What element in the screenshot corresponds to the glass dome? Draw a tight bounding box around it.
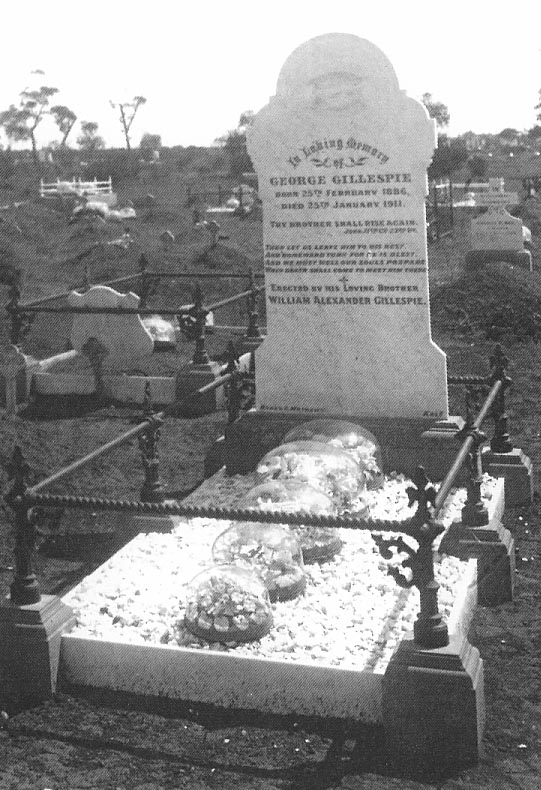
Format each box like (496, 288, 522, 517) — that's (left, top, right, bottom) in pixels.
(256, 439, 364, 506)
(283, 419, 384, 489)
(183, 564, 273, 643)
(212, 522, 306, 602)
(240, 480, 343, 564)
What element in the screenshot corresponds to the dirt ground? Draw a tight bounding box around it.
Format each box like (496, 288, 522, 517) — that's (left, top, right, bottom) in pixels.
(0, 170, 540, 788)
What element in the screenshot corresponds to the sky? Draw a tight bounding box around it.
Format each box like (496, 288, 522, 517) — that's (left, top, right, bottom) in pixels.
(1, 0, 541, 150)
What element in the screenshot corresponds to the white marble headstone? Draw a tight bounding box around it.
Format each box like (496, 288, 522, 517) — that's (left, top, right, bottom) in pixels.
(470, 207, 524, 251)
(247, 33, 448, 420)
(68, 285, 154, 366)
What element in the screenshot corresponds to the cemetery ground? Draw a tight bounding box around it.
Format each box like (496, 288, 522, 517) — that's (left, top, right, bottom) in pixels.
(0, 167, 540, 788)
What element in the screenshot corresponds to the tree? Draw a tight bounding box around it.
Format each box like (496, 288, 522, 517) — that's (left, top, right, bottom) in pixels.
(110, 96, 146, 151)
(140, 132, 161, 151)
(422, 93, 450, 129)
(498, 127, 520, 140)
(466, 154, 488, 182)
(526, 125, 541, 141)
(216, 111, 255, 178)
(50, 105, 77, 147)
(0, 85, 58, 168)
(76, 121, 105, 152)
(428, 134, 468, 181)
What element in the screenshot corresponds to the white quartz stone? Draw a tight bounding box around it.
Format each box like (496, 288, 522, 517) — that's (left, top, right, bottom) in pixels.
(247, 33, 448, 420)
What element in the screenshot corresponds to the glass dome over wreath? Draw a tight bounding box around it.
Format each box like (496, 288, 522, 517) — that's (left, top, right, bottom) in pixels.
(240, 479, 343, 564)
(283, 419, 384, 489)
(183, 564, 273, 643)
(256, 439, 364, 507)
(212, 522, 306, 602)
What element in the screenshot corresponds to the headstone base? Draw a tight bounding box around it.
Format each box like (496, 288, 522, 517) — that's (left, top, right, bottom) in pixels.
(218, 409, 465, 481)
(174, 360, 224, 416)
(0, 595, 76, 708)
(438, 489, 514, 606)
(465, 249, 532, 271)
(382, 634, 484, 778)
(482, 447, 533, 506)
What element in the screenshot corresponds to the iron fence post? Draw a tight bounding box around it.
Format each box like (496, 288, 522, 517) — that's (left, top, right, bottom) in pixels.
(461, 427, 489, 526)
(191, 282, 210, 365)
(409, 468, 449, 649)
(224, 341, 241, 423)
(138, 253, 150, 310)
(489, 344, 513, 453)
(372, 467, 449, 649)
(138, 382, 165, 503)
(245, 268, 262, 341)
(6, 277, 33, 349)
(5, 446, 41, 605)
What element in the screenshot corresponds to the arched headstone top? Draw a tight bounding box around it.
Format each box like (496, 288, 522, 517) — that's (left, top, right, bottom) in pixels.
(68, 285, 154, 365)
(250, 33, 435, 166)
(276, 33, 400, 105)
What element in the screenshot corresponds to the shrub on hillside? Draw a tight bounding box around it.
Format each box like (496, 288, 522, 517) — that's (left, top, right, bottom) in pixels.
(176, 146, 226, 173)
(84, 150, 141, 184)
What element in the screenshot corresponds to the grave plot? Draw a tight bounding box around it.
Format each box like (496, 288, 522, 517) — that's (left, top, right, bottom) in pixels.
(3, 265, 263, 415)
(59, 469, 501, 723)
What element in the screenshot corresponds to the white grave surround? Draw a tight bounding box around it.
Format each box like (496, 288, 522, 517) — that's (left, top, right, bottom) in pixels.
(247, 33, 448, 421)
(58, 476, 504, 722)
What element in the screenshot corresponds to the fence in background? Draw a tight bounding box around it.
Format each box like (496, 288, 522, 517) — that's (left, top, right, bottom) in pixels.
(186, 183, 254, 210)
(40, 177, 113, 199)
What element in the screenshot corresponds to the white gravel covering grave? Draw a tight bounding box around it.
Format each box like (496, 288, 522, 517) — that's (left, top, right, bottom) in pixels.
(63, 471, 498, 675)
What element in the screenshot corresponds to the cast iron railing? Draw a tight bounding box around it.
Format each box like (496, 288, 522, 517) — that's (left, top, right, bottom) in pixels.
(3, 345, 514, 650)
(5, 255, 265, 366)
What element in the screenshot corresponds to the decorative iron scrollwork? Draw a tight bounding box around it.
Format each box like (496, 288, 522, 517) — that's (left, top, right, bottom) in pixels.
(371, 533, 416, 588)
(177, 309, 199, 341)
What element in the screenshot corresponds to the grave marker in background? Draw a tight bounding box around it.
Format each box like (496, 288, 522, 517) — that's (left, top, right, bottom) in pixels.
(247, 33, 447, 420)
(466, 179, 531, 270)
(68, 285, 154, 366)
